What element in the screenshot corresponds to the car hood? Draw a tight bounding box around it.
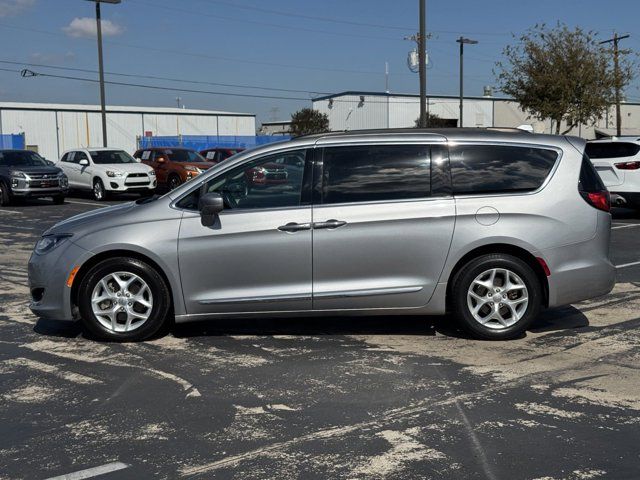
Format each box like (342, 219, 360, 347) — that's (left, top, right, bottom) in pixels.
(95, 163, 154, 174)
(43, 195, 182, 241)
(45, 202, 137, 236)
(7, 165, 63, 176)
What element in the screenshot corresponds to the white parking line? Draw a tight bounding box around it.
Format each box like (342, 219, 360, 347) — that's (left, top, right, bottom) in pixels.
(65, 200, 106, 207)
(45, 462, 129, 480)
(616, 260, 640, 269)
(0, 209, 20, 215)
(612, 224, 640, 230)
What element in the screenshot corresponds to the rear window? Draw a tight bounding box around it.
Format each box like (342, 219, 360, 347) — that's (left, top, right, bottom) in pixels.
(449, 145, 558, 195)
(579, 153, 606, 192)
(321, 145, 430, 204)
(585, 142, 640, 159)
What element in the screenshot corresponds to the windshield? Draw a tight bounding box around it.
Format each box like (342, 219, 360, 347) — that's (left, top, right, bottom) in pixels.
(0, 150, 48, 167)
(164, 149, 206, 163)
(90, 150, 138, 164)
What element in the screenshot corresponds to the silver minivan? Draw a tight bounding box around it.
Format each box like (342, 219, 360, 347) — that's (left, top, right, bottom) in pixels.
(28, 129, 615, 341)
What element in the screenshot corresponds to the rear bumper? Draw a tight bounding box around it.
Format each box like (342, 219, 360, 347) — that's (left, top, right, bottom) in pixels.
(610, 191, 640, 207)
(543, 213, 615, 307)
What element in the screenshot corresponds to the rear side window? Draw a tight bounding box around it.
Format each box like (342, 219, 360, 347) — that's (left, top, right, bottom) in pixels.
(321, 145, 430, 204)
(449, 145, 558, 195)
(585, 142, 640, 159)
(579, 153, 606, 192)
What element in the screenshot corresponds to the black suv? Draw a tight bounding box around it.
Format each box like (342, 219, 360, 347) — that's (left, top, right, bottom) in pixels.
(0, 150, 69, 206)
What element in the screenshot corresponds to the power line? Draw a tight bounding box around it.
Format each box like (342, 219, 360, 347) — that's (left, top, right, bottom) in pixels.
(3, 66, 483, 105)
(194, 0, 413, 31)
(0, 21, 413, 76)
(0, 60, 332, 95)
(129, 0, 404, 42)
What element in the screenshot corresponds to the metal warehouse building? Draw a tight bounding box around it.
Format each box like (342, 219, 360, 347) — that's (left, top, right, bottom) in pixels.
(0, 102, 256, 161)
(313, 91, 640, 139)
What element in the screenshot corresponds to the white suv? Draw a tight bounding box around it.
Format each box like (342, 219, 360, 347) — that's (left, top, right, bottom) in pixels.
(57, 148, 156, 201)
(586, 137, 640, 210)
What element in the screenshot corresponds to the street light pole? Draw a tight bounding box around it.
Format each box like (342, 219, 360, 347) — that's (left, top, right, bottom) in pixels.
(418, 0, 427, 128)
(456, 36, 478, 128)
(87, 0, 121, 147)
(95, 1, 108, 147)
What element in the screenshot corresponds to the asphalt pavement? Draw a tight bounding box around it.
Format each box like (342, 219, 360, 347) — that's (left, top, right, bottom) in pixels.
(1, 195, 639, 479)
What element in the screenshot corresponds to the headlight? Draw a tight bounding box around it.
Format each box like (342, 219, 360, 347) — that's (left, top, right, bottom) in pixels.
(184, 165, 201, 173)
(34, 234, 72, 255)
(148, 170, 156, 176)
(10, 171, 27, 179)
(106, 170, 124, 177)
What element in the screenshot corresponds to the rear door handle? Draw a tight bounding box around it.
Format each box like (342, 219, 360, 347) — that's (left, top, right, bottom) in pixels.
(278, 222, 312, 233)
(313, 219, 347, 230)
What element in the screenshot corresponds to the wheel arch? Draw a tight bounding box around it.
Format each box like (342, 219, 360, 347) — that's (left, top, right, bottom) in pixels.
(71, 249, 179, 317)
(445, 243, 549, 310)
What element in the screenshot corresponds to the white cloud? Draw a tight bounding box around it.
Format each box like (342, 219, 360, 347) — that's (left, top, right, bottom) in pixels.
(63, 17, 124, 38)
(0, 0, 36, 17)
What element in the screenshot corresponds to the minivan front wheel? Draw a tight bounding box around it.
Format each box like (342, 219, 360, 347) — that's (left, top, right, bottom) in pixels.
(78, 257, 171, 341)
(451, 254, 542, 340)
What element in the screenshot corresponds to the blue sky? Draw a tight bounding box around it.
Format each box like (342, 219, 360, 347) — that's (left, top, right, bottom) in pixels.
(0, 0, 639, 124)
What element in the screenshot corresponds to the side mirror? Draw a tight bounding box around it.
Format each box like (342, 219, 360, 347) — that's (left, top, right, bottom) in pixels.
(44, 159, 54, 166)
(199, 192, 224, 227)
(79, 159, 89, 166)
(156, 156, 167, 164)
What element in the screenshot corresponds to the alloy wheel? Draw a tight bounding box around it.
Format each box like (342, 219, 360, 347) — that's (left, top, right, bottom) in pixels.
(466, 268, 529, 329)
(91, 271, 153, 333)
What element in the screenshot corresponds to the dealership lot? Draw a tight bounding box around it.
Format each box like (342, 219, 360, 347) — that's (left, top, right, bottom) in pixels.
(1, 197, 640, 479)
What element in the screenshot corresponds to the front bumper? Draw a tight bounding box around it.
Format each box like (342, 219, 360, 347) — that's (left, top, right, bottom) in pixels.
(105, 176, 156, 192)
(28, 240, 94, 321)
(11, 176, 69, 198)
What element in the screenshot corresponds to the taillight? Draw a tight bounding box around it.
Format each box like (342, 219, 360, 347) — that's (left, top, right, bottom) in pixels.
(580, 190, 610, 212)
(614, 161, 640, 170)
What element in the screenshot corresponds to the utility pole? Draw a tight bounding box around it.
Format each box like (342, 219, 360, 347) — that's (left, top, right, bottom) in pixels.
(418, 0, 427, 128)
(600, 33, 630, 137)
(456, 37, 478, 128)
(87, 0, 121, 148)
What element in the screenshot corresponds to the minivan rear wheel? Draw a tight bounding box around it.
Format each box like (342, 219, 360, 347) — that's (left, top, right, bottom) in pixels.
(451, 254, 541, 340)
(78, 257, 171, 341)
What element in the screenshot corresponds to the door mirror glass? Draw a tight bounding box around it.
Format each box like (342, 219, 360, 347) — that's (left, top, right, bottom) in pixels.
(199, 192, 224, 226)
(79, 158, 89, 166)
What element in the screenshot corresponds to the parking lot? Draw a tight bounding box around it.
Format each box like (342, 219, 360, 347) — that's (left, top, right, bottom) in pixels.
(1, 195, 639, 479)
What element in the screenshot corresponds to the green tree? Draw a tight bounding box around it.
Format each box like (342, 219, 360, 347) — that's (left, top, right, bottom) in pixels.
(414, 112, 453, 128)
(495, 23, 633, 134)
(290, 108, 330, 137)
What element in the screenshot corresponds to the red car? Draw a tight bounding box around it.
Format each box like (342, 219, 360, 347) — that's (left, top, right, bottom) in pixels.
(200, 148, 245, 165)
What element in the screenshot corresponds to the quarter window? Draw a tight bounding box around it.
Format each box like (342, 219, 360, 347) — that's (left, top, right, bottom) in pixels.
(449, 145, 558, 195)
(321, 145, 431, 204)
(176, 150, 309, 211)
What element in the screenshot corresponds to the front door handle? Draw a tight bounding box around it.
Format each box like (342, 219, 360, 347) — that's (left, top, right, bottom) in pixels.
(313, 219, 347, 230)
(278, 222, 312, 233)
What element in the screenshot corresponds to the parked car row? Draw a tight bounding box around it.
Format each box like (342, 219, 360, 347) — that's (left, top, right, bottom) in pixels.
(0, 146, 245, 205)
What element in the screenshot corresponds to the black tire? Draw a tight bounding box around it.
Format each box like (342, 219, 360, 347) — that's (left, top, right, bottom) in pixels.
(168, 174, 181, 190)
(0, 180, 11, 206)
(52, 194, 65, 205)
(93, 178, 107, 201)
(78, 257, 171, 341)
(451, 253, 542, 340)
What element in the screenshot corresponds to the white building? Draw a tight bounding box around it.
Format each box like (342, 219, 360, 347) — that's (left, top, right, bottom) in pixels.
(312, 91, 640, 139)
(0, 102, 255, 161)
